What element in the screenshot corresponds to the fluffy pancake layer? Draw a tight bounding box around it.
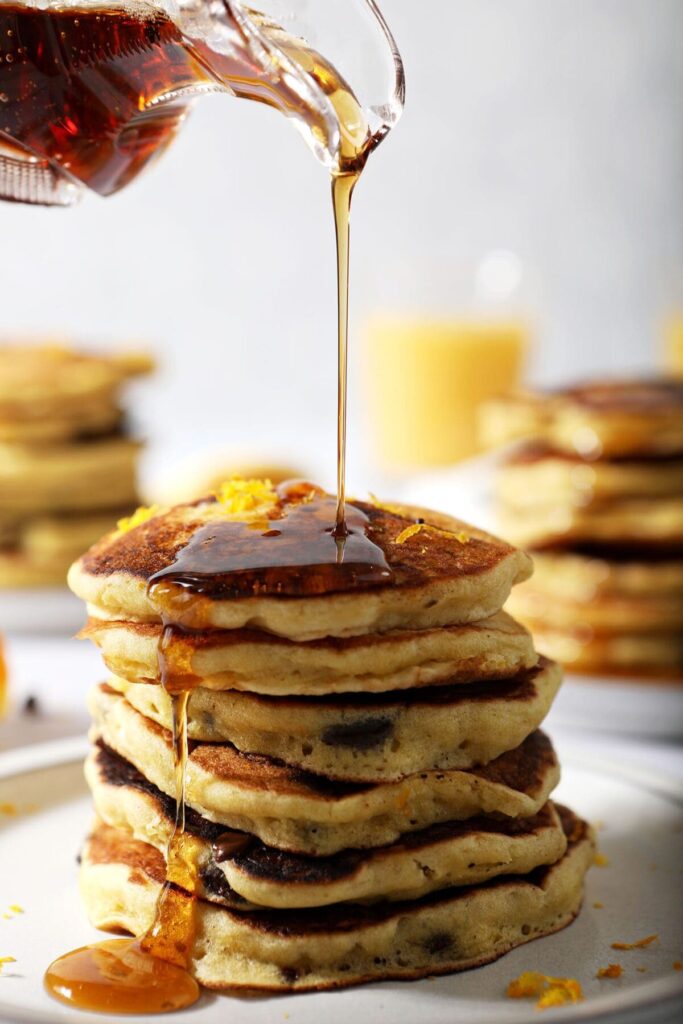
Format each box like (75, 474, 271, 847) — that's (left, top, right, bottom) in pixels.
(526, 548, 683, 600)
(79, 806, 593, 991)
(80, 610, 536, 696)
(508, 585, 683, 635)
(498, 494, 683, 549)
(69, 494, 532, 640)
(89, 684, 560, 856)
(481, 378, 683, 458)
(525, 623, 683, 677)
(87, 743, 568, 909)
(0, 436, 140, 514)
(0, 344, 152, 443)
(499, 443, 683, 504)
(105, 657, 561, 782)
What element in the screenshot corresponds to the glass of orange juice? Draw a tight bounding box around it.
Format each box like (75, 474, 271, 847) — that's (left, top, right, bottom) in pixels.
(361, 252, 531, 472)
(664, 313, 683, 377)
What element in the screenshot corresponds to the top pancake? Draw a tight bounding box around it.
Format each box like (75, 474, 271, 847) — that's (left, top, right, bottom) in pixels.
(481, 378, 683, 458)
(69, 482, 532, 640)
(0, 343, 153, 443)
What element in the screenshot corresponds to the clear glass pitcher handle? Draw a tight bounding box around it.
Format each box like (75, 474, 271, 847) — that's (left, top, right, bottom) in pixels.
(224, 0, 405, 161)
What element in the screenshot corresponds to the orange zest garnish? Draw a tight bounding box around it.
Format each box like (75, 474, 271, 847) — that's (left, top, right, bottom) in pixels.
(597, 964, 622, 979)
(394, 522, 468, 546)
(507, 972, 583, 1010)
(0, 956, 16, 973)
(116, 504, 160, 535)
(594, 851, 610, 867)
(213, 477, 278, 517)
(593, 901, 604, 909)
(611, 935, 658, 951)
(0, 803, 17, 816)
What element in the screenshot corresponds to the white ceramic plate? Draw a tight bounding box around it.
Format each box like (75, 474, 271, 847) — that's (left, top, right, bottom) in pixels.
(0, 736, 682, 1024)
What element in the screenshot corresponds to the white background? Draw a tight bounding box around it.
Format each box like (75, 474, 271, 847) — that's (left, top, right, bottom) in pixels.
(0, 0, 682, 492)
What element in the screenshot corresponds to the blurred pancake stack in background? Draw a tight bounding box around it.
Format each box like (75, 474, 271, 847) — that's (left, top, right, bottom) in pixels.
(0, 343, 153, 590)
(67, 479, 593, 991)
(482, 379, 683, 679)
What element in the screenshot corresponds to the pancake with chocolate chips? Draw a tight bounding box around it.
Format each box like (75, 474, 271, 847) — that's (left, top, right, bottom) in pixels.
(79, 609, 537, 696)
(88, 684, 560, 856)
(481, 378, 683, 458)
(105, 657, 561, 782)
(79, 806, 593, 991)
(68, 481, 532, 640)
(86, 742, 568, 909)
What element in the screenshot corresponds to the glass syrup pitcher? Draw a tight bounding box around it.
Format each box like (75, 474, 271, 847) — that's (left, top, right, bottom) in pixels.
(0, 0, 404, 205)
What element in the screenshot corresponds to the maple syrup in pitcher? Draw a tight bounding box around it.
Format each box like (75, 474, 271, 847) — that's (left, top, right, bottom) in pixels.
(40, 2, 402, 1014)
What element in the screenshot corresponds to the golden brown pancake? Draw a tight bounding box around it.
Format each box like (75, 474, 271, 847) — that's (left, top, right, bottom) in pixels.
(81, 609, 537, 696)
(69, 484, 532, 639)
(87, 742, 568, 909)
(523, 547, 683, 600)
(106, 657, 561, 782)
(79, 806, 593, 991)
(523, 621, 683, 678)
(498, 493, 683, 549)
(481, 378, 683, 458)
(89, 683, 560, 855)
(0, 343, 153, 443)
(498, 442, 683, 504)
(508, 584, 683, 634)
(0, 436, 140, 514)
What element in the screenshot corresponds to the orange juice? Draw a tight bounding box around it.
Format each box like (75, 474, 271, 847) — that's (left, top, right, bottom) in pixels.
(363, 317, 528, 469)
(0, 634, 7, 718)
(664, 314, 683, 377)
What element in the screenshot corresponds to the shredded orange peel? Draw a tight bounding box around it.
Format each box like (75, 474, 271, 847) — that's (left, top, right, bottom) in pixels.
(597, 964, 622, 979)
(594, 851, 609, 867)
(0, 956, 16, 974)
(507, 971, 583, 1010)
(116, 504, 160, 535)
(213, 477, 278, 518)
(611, 934, 658, 951)
(394, 521, 469, 546)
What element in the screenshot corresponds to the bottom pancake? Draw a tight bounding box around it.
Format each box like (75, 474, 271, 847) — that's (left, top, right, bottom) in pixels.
(80, 806, 593, 992)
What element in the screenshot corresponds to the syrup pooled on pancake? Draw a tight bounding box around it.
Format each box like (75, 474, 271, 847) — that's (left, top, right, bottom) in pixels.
(148, 481, 393, 605)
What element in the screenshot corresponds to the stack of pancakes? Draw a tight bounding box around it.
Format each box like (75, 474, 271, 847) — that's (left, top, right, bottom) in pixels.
(0, 344, 152, 588)
(68, 482, 593, 992)
(482, 378, 683, 678)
